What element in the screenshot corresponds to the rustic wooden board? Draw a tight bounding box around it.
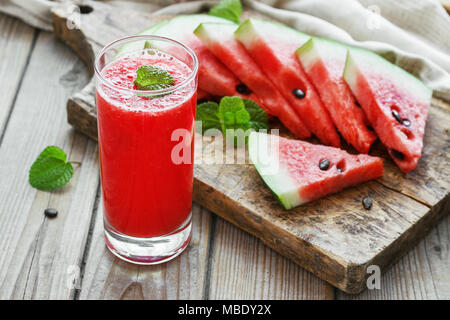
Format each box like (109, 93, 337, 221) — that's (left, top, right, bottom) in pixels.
(338, 214, 450, 299)
(208, 218, 334, 299)
(51, 1, 450, 293)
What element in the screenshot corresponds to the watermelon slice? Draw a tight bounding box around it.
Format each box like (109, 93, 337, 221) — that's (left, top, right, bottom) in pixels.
(296, 38, 377, 153)
(197, 88, 210, 100)
(343, 49, 432, 173)
(121, 15, 260, 102)
(249, 132, 384, 209)
(235, 18, 340, 147)
(194, 22, 311, 138)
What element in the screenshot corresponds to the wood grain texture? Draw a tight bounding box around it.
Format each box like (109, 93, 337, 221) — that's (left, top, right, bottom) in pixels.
(338, 214, 450, 299)
(79, 201, 212, 299)
(0, 31, 99, 299)
(0, 14, 35, 140)
(207, 218, 334, 299)
(51, 0, 450, 293)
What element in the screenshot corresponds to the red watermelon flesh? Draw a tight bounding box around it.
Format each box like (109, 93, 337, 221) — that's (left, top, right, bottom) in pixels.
(194, 22, 311, 139)
(296, 38, 377, 153)
(149, 15, 260, 102)
(197, 88, 210, 100)
(235, 18, 340, 147)
(343, 49, 432, 173)
(248, 132, 384, 210)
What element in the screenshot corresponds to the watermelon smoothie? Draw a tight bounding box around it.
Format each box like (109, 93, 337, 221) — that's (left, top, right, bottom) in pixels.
(94, 36, 198, 264)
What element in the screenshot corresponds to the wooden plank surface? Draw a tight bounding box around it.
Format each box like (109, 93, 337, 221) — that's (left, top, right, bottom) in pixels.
(207, 218, 334, 299)
(50, 0, 450, 293)
(79, 201, 212, 299)
(0, 11, 448, 301)
(0, 29, 100, 299)
(0, 14, 35, 141)
(338, 214, 450, 299)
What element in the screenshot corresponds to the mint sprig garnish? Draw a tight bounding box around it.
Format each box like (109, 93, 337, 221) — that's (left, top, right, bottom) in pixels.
(29, 146, 75, 190)
(134, 65, 174, 91)
(209, 0, 243, 24)
(196, 96, 269, 145)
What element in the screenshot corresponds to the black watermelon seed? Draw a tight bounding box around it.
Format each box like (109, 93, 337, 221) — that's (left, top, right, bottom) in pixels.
(391, 149, 405, 161)
(236, 83, 251, 95)
(44, 208, 58, 218)
(292, 88, 305, 99)
(392, 110, 402, 124)
(362, 196, 373, 210)
(337, 168, 343, 173)
(402, 119, 411, 127)
(319, 159, 330, 171)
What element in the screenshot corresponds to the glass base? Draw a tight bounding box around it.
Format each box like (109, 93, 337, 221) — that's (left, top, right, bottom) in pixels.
(104, 213, 192, 265)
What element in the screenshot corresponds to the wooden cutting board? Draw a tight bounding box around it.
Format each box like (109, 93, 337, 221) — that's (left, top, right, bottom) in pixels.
(51, 1, 449, 294)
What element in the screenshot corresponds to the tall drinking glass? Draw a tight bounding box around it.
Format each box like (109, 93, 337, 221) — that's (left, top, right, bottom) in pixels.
(94, 35, 198, 264)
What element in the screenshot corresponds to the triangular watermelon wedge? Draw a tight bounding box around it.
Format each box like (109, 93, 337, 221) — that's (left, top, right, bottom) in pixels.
(248, 132, 384, 210)
(296, 38, 377, 153)
(343, 49, 432, 173)
(126, 15, 261, 102)
(235, 18, 340, 147)
(194, 22, 311, 139)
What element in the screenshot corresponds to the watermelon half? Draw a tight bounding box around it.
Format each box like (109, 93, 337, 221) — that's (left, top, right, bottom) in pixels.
(120, 15, 261, 102)
(235, 18, 340, 147)
(296, 38, 377, 153)
(194, 22, 311, 139)
(343, 49, 432, 173)
(248, 132, 384, 210)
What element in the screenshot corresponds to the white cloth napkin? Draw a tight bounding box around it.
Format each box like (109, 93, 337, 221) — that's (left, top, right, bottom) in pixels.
(2, 0, 449, 101)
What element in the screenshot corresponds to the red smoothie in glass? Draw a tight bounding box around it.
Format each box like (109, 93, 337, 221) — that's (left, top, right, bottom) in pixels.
(97, 50, 196, 238)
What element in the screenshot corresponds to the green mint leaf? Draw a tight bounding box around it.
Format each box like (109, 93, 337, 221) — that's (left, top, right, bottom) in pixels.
(143, 41, 152, 49)
(29, 146, 74, 191)
(134, 65, 174, 91)
(209, 0, 243, 24)
(218, 96, 251, 147)
(195, 96, 269, 147)
(218, 96, 250, 132)
(243, 99, 269, 130)
(196, 101, 221, 134)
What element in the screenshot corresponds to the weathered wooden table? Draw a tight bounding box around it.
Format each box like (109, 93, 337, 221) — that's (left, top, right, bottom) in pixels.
(0, 13, 448, 300)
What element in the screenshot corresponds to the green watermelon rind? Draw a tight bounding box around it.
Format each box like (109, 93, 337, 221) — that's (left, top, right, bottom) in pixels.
(301, 38, 432, 104)
(115, 20, 169, 57)
(296, 37, 351, 71)
(193, 22, 237, 47)
(248, 132, 303, 210)
(116, 15, 233, 57)
(149, 14, 233, 38)
(343, 48, 432, 103)
(234, 18, 310, 48)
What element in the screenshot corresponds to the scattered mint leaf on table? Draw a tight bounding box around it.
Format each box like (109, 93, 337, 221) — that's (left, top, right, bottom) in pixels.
(134, 65, 174, 91)
(196, 96, 269, 146)
(209, 0, 243, 24)
(29, 146, 74, 191)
